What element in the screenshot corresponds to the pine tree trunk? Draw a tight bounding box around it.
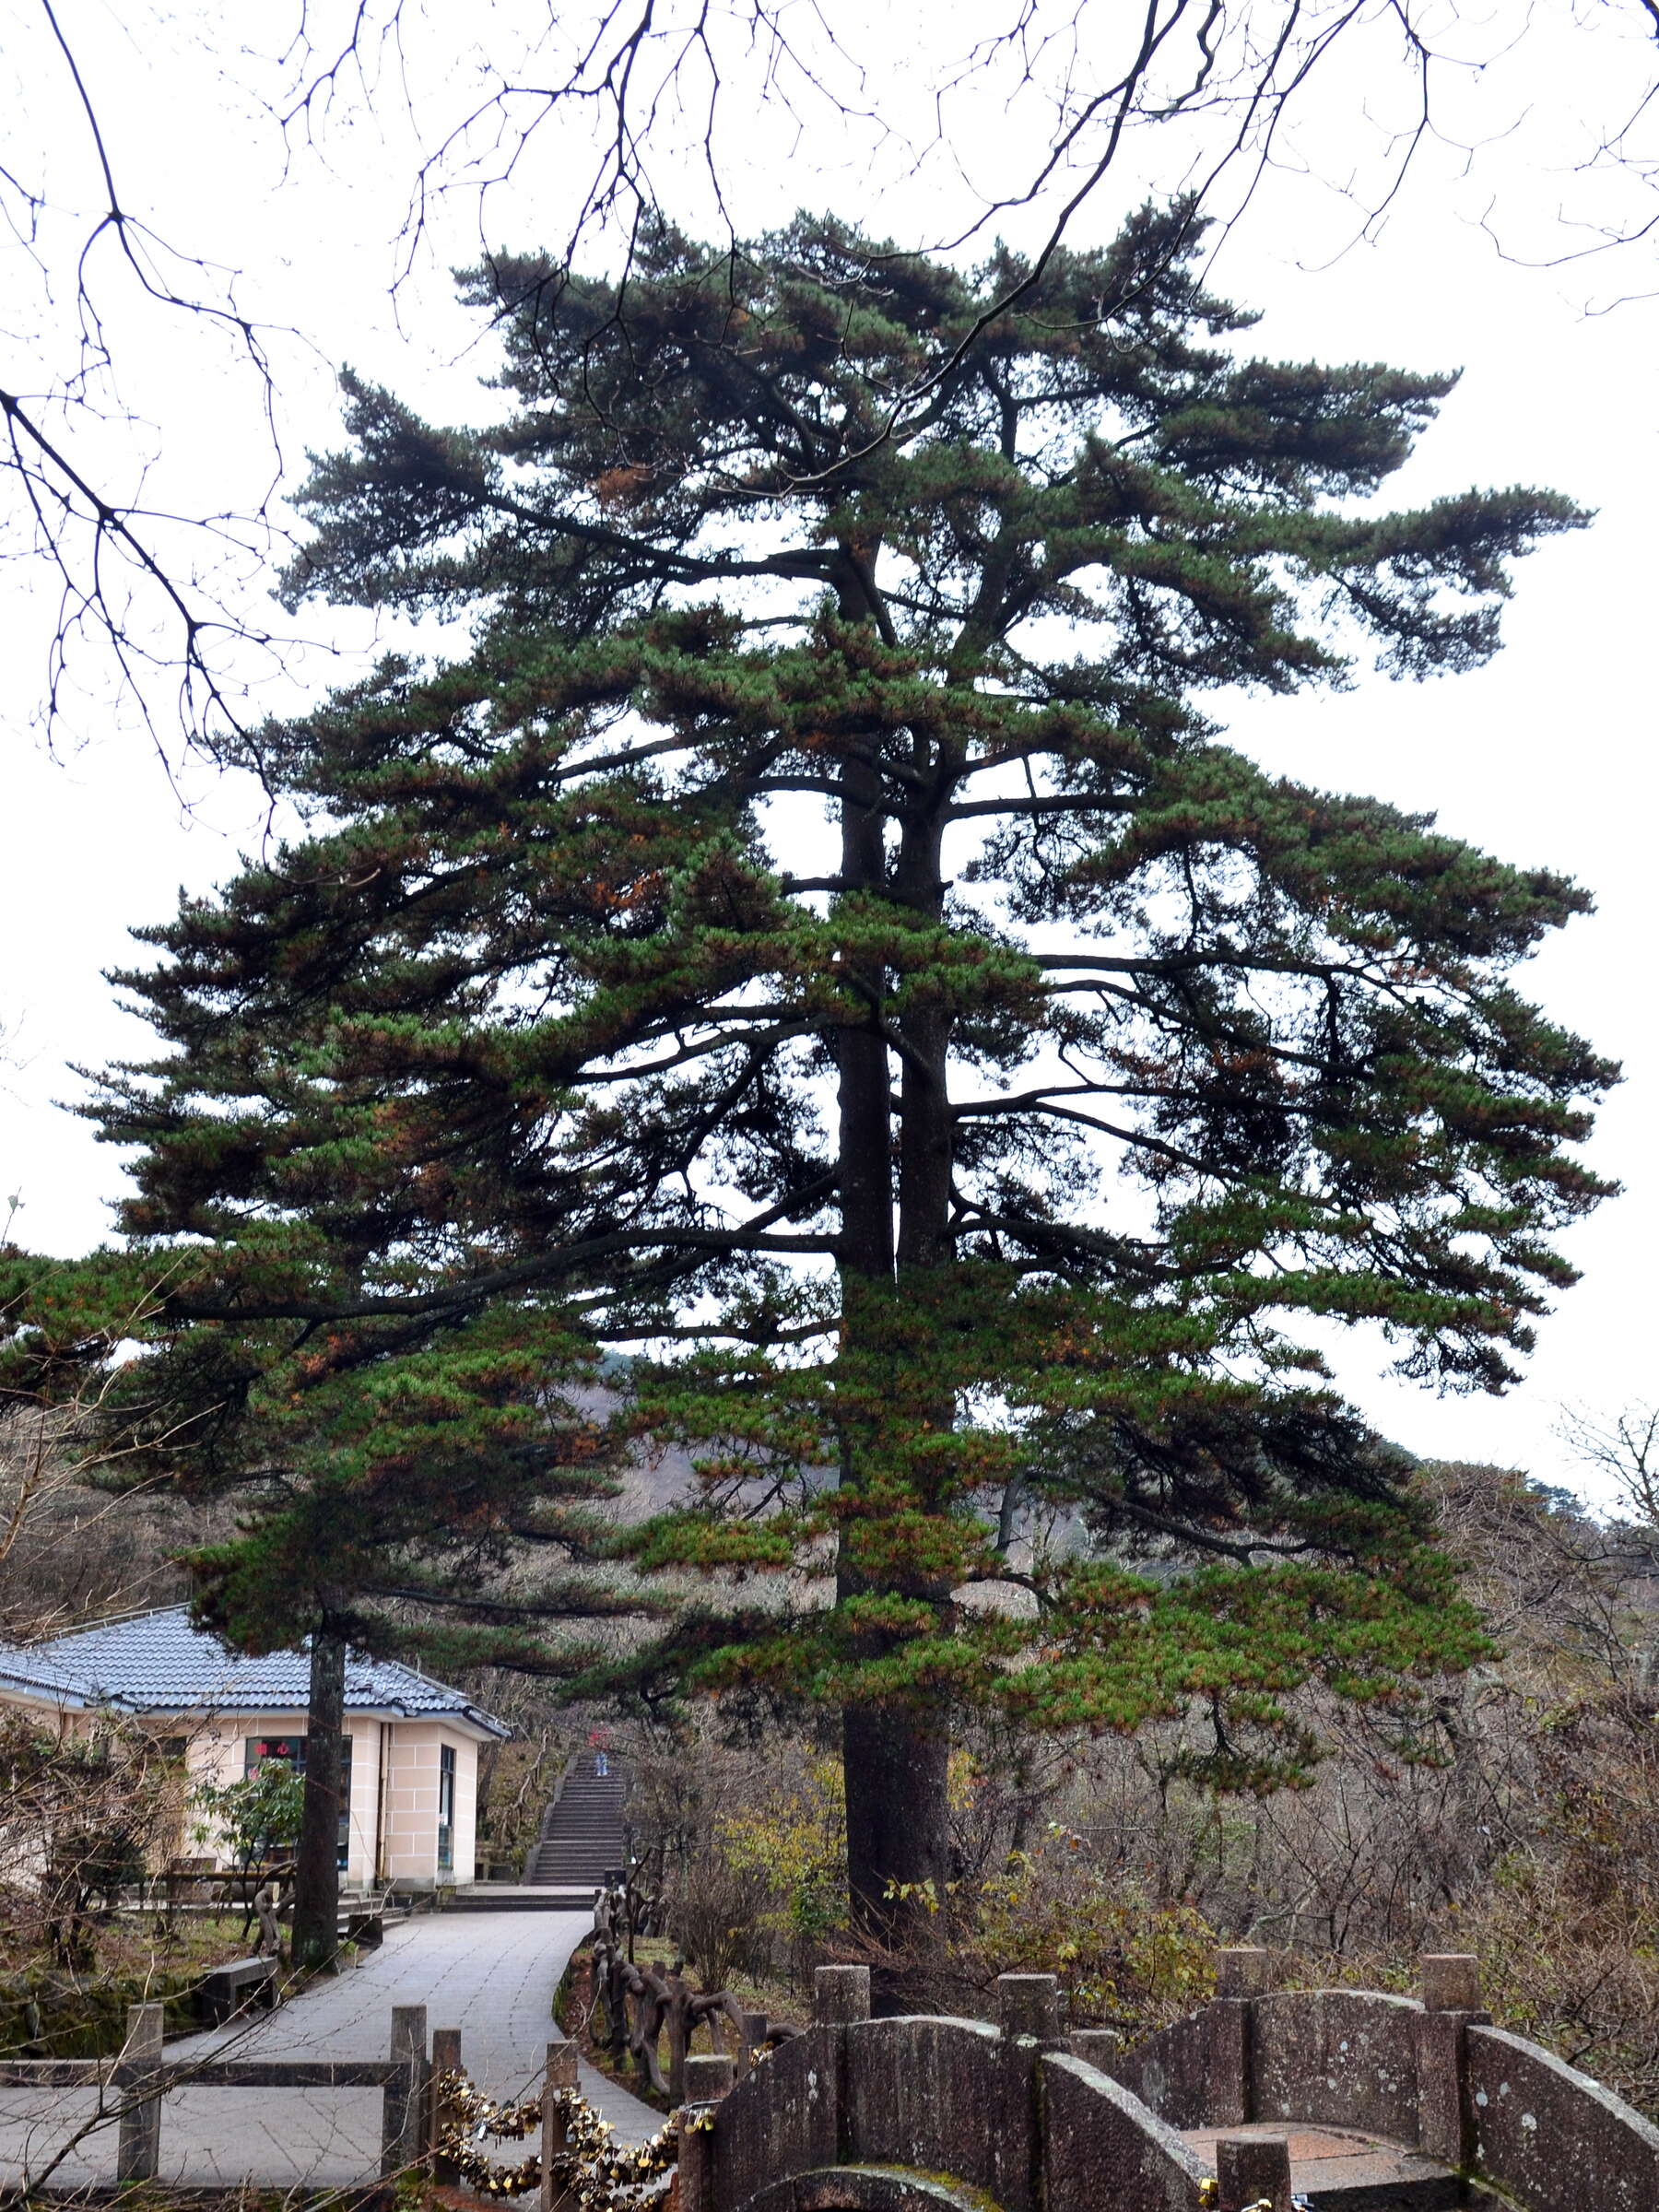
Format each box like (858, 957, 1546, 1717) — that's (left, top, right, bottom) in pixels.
(290, 1625, 346, 1971)
(833, 724, 954, 2012)
(867, 808, 957, 2011)
(842, 1706, 951, 2013)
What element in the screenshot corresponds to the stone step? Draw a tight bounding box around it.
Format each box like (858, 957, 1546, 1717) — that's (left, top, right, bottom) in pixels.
(451, 1885, 599, 1912)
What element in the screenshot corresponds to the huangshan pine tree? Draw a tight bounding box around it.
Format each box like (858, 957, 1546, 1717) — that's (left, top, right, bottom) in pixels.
(5, 205, 1615, 2001)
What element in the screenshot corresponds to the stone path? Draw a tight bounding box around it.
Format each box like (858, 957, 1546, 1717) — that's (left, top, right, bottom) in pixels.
(1184, 2118, 1460, 2205)
(0, 1909, 663, 2192)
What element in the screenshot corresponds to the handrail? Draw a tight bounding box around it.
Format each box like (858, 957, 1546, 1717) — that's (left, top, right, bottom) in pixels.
(0, 1999, 433, 2188)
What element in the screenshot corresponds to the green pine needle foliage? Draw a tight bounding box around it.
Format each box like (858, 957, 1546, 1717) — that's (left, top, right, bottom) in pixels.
(2, 203, 1614, 1798)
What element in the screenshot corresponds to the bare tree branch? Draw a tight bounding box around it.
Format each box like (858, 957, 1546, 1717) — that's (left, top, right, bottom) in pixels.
(4, 0, 1657, 758)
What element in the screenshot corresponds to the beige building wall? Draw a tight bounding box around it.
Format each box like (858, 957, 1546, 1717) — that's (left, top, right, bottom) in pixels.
(381, 1721, 477, 1887)
(182, 1710, 389, 1888)
(0, 1690, 488, 1890)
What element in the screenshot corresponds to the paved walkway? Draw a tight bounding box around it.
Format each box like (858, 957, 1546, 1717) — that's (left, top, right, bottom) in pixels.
(0, 1909, 663, 2192)
(1184, 2118, 1456, 2201)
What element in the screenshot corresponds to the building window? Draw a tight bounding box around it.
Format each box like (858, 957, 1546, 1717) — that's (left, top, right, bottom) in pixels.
(245, 1735, 306, 1773)
(437, 1744, 456, 1874)
(243, 1735, 354, 1867)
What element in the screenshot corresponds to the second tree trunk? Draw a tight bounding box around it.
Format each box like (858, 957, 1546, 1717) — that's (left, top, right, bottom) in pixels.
(289, 1624, 347, 1971)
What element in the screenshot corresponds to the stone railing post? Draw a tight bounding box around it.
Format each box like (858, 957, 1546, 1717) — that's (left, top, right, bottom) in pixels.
(677, 2052, 733, 2212)
(684, 2053, 735, 2101)
(738, 2010, 767, 2075)
(429, 2026, 462, 2182)
(813, 1965, 871, 2025)
(1217, 2131, 1292, 2212)
(380, 2003, 429, 2178)
(998, 1972, 1064, 2044)
(1415, 1953, 1488, 2168)
(813, 1963, 869, 2171)
(539, 2040, 579, 2212)
(677, 2100, 717, 2212)
(1210, 1947, 1268, 2127)
(998, 1971, 1064, 2212)
(115, 2000, 165, 2183)
(1067, 2027, 1121, 2074)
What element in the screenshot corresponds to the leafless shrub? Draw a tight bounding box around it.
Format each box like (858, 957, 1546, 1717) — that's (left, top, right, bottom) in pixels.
(0, 1709, 182, 1972)
(667, 1844, 775, 1991)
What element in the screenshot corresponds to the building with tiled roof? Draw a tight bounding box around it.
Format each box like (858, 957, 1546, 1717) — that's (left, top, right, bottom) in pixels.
(0, 1607, 508, 1889)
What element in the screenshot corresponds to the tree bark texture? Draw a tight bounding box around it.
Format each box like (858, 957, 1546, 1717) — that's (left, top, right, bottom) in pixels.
(290, 1624, 346, 1971)
(842, 1704, 952, 2014)
(835, 724, 956, 2011)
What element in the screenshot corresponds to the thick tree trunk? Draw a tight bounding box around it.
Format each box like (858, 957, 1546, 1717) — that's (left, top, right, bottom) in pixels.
(834, 738, 895, 1288)
(842, 1705, 951, 2014)
(289, 1625, 346, 1971)
(859, 803, 960, 2007)
(833, 727, 955, 2011)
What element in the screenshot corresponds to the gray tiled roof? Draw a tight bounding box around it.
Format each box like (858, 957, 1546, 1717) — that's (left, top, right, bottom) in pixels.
(0, 1606, 508, 1737)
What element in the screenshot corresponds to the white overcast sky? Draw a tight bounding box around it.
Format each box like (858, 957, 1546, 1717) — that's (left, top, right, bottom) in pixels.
(2, 0, 1654, 1500)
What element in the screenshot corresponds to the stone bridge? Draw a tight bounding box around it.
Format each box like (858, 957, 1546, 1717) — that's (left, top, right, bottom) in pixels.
(673, 1951, 1659, 2212)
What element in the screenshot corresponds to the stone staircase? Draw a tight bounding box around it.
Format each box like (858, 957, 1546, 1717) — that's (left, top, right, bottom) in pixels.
(524, 1752, 626, 1891)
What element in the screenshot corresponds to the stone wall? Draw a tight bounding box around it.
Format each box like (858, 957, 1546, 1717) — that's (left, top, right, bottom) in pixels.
(688, 1955, 1657, 2212)
(1252, 1989, 1422, 2141)
(1095, 2014, 1218, 2131)
(1467, 2025, 1659, 2212)
(1041, 2053, 1209, 2212)
(1093, 1971, 1426, 2146)
(690, 1969, 1205, 2212)
(709, 2026, 837, 2212)
(844, 2018, 1006, 2198)
(1088, 1948, 1496, 2166)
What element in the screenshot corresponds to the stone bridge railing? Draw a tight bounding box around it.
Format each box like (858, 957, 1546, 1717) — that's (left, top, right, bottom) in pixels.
(1088, 1946, 1659, 2212)
(673, 1953, 1659, 2212)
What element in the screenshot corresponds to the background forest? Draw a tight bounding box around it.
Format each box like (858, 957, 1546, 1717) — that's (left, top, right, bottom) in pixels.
(582, 1452, 1659, 2118)
(3, 1404, 1654, 2114)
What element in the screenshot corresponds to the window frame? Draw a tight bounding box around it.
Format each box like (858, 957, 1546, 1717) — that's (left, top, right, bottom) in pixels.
(242, 1734, 354, 1867)
(437, 1742, 456, 1874)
